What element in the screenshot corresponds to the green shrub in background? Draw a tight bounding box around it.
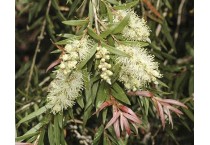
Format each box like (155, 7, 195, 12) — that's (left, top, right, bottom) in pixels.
(15, 0, 194, 145)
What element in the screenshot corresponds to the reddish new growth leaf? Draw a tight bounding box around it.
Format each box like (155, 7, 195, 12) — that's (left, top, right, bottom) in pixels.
(127, 90, 188, 129)
(153, 96, 187, 129)
(46, 58, 62, 72)
(95, 98, 141, 138)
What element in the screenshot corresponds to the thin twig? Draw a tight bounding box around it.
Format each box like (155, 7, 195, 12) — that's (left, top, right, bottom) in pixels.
(155, 8, 168, 37)
(92, 0, 100, 35)
(26, 0, 52, 94)
(174, 0, 186, 42)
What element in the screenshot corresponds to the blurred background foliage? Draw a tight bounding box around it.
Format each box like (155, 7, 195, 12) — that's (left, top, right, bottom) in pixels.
(15, 0, 194, 145)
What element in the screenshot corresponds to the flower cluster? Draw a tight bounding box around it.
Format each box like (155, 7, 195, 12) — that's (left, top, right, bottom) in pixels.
(95, 46, 113, 84)
(47, 71, 83, 114)
(58, 37, 92, 75)
(113, 10, 151, 42)
(116, 44, 162, 91)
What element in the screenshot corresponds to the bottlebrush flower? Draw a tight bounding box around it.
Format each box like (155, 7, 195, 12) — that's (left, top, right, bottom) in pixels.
(116, 44, 162, 91)
(57, 37, 93, 75)
(47, 71, 83, 114)
(113, 10, 151, 42)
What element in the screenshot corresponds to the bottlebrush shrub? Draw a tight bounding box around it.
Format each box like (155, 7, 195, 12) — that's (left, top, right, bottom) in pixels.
(16, 1, 191, 145)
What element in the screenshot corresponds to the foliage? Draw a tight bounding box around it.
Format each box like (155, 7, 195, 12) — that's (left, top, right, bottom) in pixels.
(15, 0, 194, 145)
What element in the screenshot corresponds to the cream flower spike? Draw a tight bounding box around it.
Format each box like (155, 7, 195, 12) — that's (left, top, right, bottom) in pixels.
(58, 37, 92, 75)
(116, 44, 162, 91)
(113, 10, 151, 42)
(47, 71, 83, 114)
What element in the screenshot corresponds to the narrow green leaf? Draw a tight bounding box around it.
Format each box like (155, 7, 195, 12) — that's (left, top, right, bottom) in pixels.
(37, 129, 46, 145)
(143, 97, 149, 116)
(83, 105, 93, 126)
(188, 72, 194, 95)
(25, 123, 43, 135)
(166, 129, 180, 145)
(91, 81, 100, 103)
(117, 139, 126, 145)
(55, 38, 72, 45)
(17, 106, 49, 126)
(15, 62, 31, 79)
(68, 109, 74, 120)
(82, 69, 92, 107)
(164, 0, 172, 9)
(162, 20, 176, 52)
(58, 113, 63, 128)
(88, 0, 94, 27)
(111, 63, 121, 84)
(48, 123, 55, 145)
(26, 135, 38, 143)
(107, 128, 118, 144)
(54, 114, 61, 145)
(77, 45, 97, 69)
(182, 108, 194, 122)
(112, 14, 130, 34)
(113, 0, 139, 10)
(153, 49, 176, 60)
(101, 42, 129, 57)
(156, 79, 169, 88)
(87, 27, 105, 41)
(15, 132, 39, 142)
(100, 24, 116, 38)
(107, 36, 115, 46)
(102, 109, 108, 124)
(62, 20, 89, 26)
(57, 33, 82, 39)
(99, 0, 107, 15)
(180, 119, 191, 132)
(96, 82, 109, 108)
(93, 125, 104, 145)
(68, 0, 81, 16)
(111, 83, 131, 105)
(76, 96, 84, 108)
(51, 0, 66, 20)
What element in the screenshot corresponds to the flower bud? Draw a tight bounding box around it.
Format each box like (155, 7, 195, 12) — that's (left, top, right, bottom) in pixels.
(101, 58, 106, 62)
(102, 67, 107, 71)
(107, 70, 113, 76)
(60, 63, 65, 69)
(62, 54, 69, 61)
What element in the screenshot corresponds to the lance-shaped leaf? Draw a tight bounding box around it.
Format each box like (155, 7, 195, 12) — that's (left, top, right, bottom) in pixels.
(166, 105, 183, 116)
(122, 112, 141, 124)
(164, 107, 173, 129)
(105, 111, 120, 129)
(120, 113, 125, 131)
(131, 122, 138, 134)
(119, 105, 138, 119)
(122, 115, 131, 135)
(62, 20, 89, 26)
(93, 101, 113, 115)
(156, 98, 188, 109)
(113, 119, 120, 138)
(46, 58, 61, 72)
(157, 101, 165, 129)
